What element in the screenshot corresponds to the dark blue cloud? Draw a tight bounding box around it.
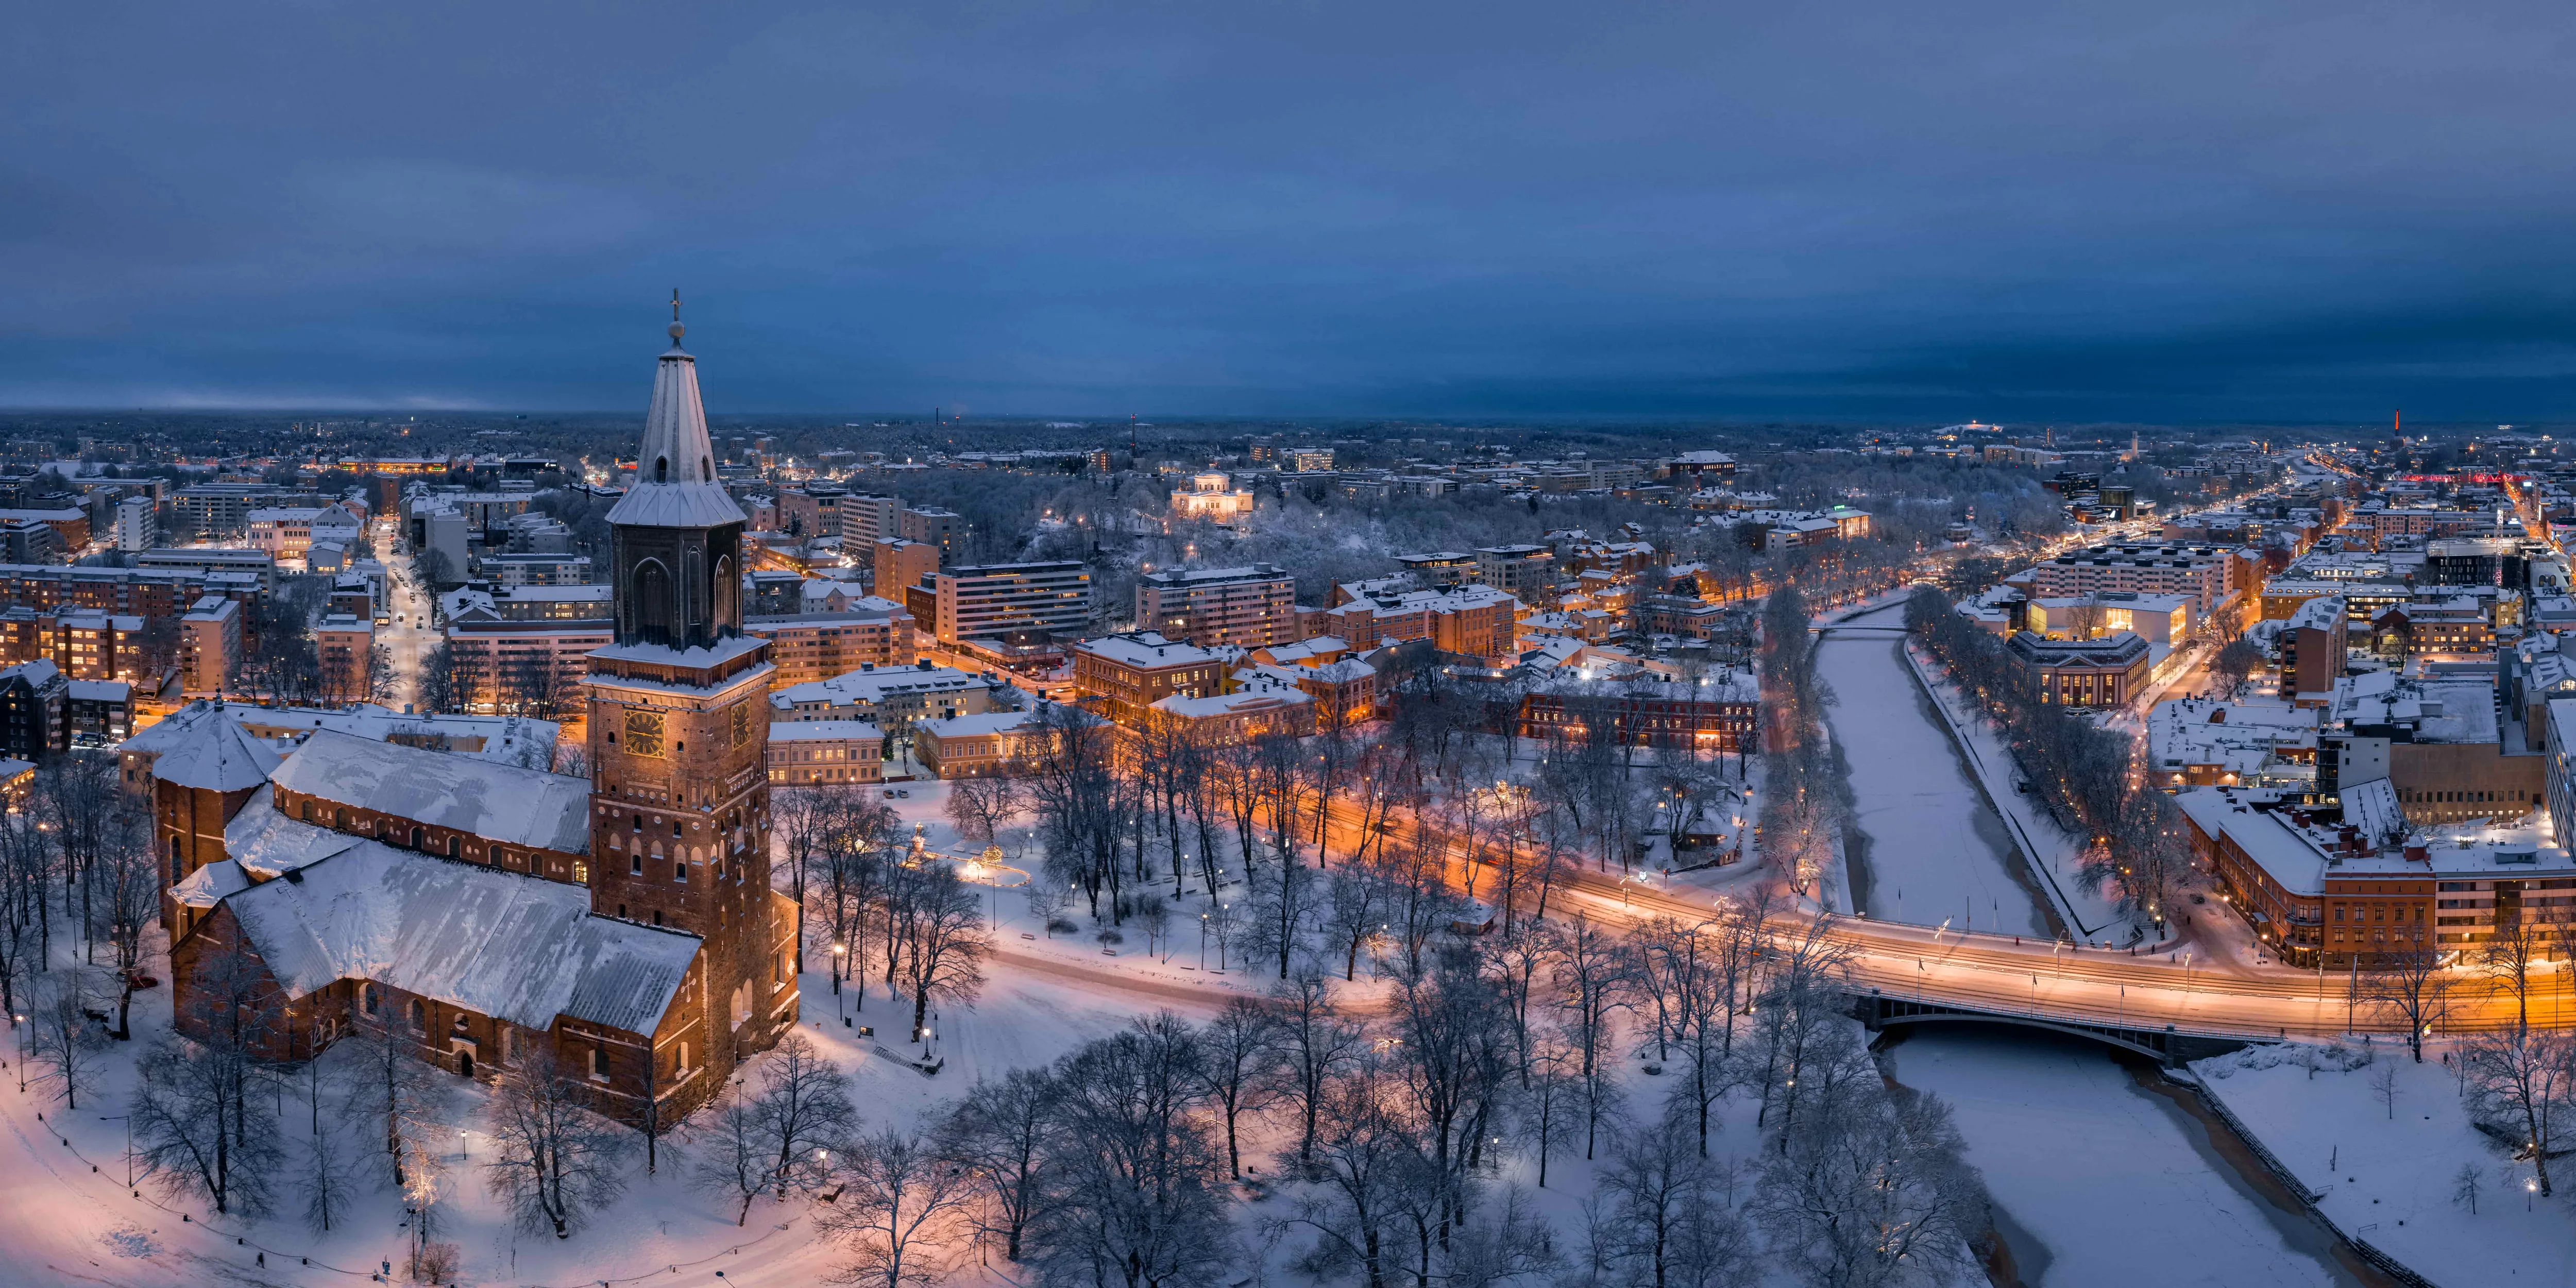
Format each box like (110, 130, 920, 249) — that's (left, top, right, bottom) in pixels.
(6, 1, 2576, 419)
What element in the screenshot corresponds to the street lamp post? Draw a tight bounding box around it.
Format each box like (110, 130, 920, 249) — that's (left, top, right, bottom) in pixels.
(14, 1015, 24, 1093)
(832, 943, 848, 1024)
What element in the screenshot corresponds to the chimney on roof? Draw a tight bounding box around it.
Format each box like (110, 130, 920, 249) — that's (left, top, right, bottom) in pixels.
(2403, 844, 2430, 863)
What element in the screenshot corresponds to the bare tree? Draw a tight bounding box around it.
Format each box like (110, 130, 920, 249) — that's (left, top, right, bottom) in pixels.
(2370, 1060, 2400, 1121)
(300, 1117, 359, 1234)
(1029, 1013, 1234, 1288)
(944, 773, 1025, 851)
(692, 1078, 769, 1226)
(1550, 912, 1631, 1159)
(1753, 1031, 1984, 1288)
(1278, 1062, 1414, 1288)
(1599, 1118, 1752, 1288)
(482, 1044, 631, 1238)
(936, 1066, 1058, 1262)
(26, 970, 105, 1108)
(1518, 1033, 1584, 1189)
(816, 1126, 974, 1288)
(96, 809, 158, 1039)
(752, 1033, 860, 1200)
(2479, 918, 2549, 1032)
(893, 864, 990, 1047)
(2460, 1027, 2576, 1197)
(1270, 968, 1367, 1166)
(2362, 948, 2451, 1062)
(130, 1024, 284, 1217)
(1193, 995, 1283, 1179)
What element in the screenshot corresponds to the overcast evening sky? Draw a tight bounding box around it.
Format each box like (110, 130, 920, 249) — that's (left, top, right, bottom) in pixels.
(7, 3, 2576, 422)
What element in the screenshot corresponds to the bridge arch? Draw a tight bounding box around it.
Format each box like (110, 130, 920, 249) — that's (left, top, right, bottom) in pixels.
(1851, 992, 2263, 1066)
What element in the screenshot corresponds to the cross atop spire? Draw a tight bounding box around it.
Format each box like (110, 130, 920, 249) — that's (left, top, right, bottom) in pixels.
(668, 289, 686, 347)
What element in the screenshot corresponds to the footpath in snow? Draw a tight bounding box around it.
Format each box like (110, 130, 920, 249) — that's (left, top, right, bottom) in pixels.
(2189, 1041, 2576, 1288)
(1816, 607, 2045, 937)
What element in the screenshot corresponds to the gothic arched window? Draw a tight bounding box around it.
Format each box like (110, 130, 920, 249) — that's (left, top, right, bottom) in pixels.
(632, 559, 673, 643)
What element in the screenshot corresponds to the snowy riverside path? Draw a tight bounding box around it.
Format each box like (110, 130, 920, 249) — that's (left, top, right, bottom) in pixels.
(1815, 602, 2049, 937)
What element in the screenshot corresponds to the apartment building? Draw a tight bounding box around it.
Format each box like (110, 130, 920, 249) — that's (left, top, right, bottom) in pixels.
(768, 662, 1019, 753)
(1474, 545, 1556, 601)
(477, 553, 594, 586)
(1319, 583, 1519, 661)
(764, 720, 884, 786)
(873, 537, 940, 600)
(442, 617, 609, 717)
(905, 561, 1093, 645)
(180, 596, 241, 697)
(315, 614, 376, 705)
(2179, 781, 2574, 968)
(836, 493, 904, 547)
(0, 608, 149, 682)
(743, 606, 917, 686)
(2278, 596, 2347, 703)
(1072, 632, 1225, 725)
(2026, 544, 2232, 616)
(1393, 552, 1478, 588)
(1132, 564, 1297, 648)
(898, 507, 962, 561)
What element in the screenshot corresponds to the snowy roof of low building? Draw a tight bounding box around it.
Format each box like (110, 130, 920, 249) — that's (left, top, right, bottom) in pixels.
(1151, 687, 1312, 719)
(1075, 632, 1218, 669)
(68, 679, 130, 703)
(128, 701, 287, 791)
(766, 720, 884, 743)
(216, 843, 700, 1033)
(270, 730, 591, 854)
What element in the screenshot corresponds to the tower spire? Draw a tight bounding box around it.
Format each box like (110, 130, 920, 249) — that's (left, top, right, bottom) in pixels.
(669, 289, 684, 347)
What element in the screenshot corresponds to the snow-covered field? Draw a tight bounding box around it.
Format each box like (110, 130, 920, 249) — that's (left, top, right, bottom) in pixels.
(2193, 1040, 2576, 1288)
(1816, 604, 2048, 937)
(1886, 1027, 2357, 1287)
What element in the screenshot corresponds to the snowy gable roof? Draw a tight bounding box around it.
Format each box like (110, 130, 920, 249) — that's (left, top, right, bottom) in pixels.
(270, 729, 591, 855)
(221, 843, 699, 1033)
(137, 701, 287, 792)
(171, 857, 250, 909)
(226, 792, 365, 878)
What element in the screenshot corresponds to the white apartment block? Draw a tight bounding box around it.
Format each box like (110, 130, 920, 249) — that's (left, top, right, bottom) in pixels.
(1133, 564, 1297, 648)
(909, 561, 1093, 644)
(2025, 544, 2232, 616)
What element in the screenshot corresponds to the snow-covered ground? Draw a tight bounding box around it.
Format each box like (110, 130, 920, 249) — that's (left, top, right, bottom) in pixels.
(2193, 1040, 2576, 1288)
(1887, 1027, 2358, 1288)
(1816, 603, 2048, 937)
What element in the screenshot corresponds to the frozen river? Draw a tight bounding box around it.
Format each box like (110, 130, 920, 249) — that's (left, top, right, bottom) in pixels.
(1815, 603, 2048, 936)
(1826, 603, 2379, 1285)
(1886, 1027, 2379, 1287)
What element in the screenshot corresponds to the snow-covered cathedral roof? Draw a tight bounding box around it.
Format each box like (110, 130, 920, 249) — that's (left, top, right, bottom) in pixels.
(270, 729, 592, 855)
(215, 841, 701, 1035)
(131, 700, 286, 792)
(605, 324, 748, 530)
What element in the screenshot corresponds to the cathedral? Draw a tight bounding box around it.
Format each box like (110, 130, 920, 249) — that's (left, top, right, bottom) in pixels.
(159, 318, 798, 1125)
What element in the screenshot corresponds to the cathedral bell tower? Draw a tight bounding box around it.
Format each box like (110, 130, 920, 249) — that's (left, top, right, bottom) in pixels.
(584, 298, 797, 1073)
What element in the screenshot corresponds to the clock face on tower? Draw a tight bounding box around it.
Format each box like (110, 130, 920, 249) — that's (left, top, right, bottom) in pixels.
(624, 708, 666, 758)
